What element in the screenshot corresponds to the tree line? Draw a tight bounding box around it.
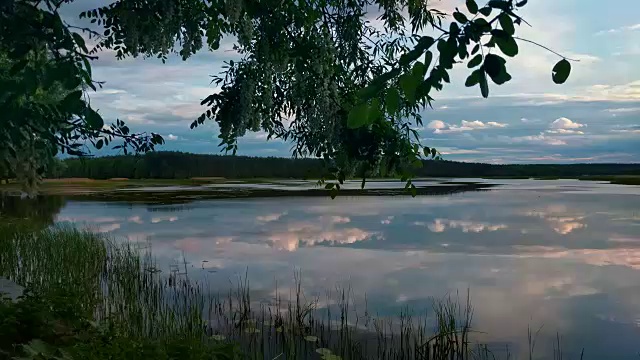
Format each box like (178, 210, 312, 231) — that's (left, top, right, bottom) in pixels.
(55, 152, 640, 180)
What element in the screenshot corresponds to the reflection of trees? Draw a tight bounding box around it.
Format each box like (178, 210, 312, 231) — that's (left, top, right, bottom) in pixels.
(0, 195, 66, 231)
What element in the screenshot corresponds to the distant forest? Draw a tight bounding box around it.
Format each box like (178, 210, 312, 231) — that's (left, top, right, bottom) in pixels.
(56, 152, 640, 180)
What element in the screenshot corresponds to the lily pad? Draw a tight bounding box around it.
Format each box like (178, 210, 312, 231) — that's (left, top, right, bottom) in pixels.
(244, 327, 261, 334)
(323, 355, 342, 360)
(316, 348, 332, 356)
(304, 335, 318, 342)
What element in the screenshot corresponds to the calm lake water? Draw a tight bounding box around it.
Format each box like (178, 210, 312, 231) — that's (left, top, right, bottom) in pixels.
(24, 180, 640, 357)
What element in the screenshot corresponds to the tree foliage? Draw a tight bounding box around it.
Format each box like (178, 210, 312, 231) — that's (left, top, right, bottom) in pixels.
(1, 0, 573, 192)
(0, 0, 164, 193)
(57, 152, 640, 181)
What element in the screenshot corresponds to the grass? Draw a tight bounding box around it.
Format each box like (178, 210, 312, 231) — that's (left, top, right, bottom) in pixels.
(1, 179, 497, 204)
(1, 226, 595, 359)
(577, 175, 640, 186)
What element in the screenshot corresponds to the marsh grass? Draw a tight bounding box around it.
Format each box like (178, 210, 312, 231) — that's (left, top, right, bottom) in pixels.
(577, 175, 640, 186)
(1, 226, 583, 360)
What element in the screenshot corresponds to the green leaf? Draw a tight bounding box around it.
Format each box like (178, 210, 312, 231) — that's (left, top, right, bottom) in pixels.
(431, 148, 437, 157)
(412, 61, 426, 79)
(494, 33, 519, 57)
(499, 14, 515, 35)
(465, 70, 481, 87)
(9, 59, 28, 76)
(72, 32, 88, 53)
(474, 18, 491, 32)
(479, 69, 489, 98)
(479, 7, 492, 16)
(516, 0, 528, 7)
(424, 51, 433, 68)
(330, 187, 338, 199)
(399, 47, 424, 66)
(437, 38, 456, 69)
(358, 82, 383, 101)
(471, 44, 480, 55)
(304, 336, 318, 342)
(60, 90, 83, 112)
(96, 139, 104, 149)
(423, 147, 431, 157)
(416, 36, 436, 51)
(385, 88, 401, 115)
(82, 57, 92, 77)
(449, 22, 460, 35)
(410, 184, 417, 197)
(85, 108, 104, 130)
(368, 98, 383, 123)
(468, 54, 482, 68)
(491, 69, 512, 85)
(488, 0, 510, 10)
(453, 12, 468, 24)
(552, 59, 571, 84)
(483, 54, 504, 79)
(347, 103, 370, 129)
(466, 0, 479, 14)
(399, 73, 419, 104)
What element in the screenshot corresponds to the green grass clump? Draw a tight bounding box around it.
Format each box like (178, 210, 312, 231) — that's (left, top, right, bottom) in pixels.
(0, 226, 240, 359)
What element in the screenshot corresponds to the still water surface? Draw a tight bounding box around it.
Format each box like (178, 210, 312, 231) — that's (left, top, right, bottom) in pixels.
(54, 179, 640, 358)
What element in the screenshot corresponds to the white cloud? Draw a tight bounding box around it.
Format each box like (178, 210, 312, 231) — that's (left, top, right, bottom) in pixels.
(128, 216, 144, 224)
(431, 120, 508, 134)
(611, 129, 640, 134)
(550, 117, 585, 130)
(565, 53, 601, 64)
(99, 89, 127, 95)
(511, 133, 567, 146)
(166, 134, 179, 141)
(151, 216, 178, 224)
(380, 215, 394, 225)
(322, 215, 351, 224)
(416, 219, 507, 233)
(546, 129, 584, 135)
(427, 120, 446, 130)
(605, 107, 640, 114)
(461, 120, 487, 129)
(96, 223, 121, 233)
(268, 226, 376, 252)
(487, 121, 508, 128)
(524, 206, 587, 235)
(583, 81, 640, 101)
(439, 148, 483, 155)
(596, 23, 640, 35)
(257, 212, 287, 223)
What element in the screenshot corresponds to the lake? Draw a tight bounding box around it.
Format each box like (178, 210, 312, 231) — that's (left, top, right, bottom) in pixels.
(13, 179, 640, 358)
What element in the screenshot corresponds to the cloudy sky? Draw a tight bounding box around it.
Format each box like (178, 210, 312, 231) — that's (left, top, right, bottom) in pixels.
(67, 0, 639, 163)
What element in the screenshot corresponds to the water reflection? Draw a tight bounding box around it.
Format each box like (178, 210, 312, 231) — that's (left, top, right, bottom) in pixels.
(8, 180, 640, 358)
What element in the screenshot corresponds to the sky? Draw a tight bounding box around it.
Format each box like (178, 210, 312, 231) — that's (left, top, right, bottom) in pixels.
(64, 0, 639, 164)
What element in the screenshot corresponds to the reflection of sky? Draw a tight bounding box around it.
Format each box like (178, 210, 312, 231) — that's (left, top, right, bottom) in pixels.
(54, 180, 640, 358)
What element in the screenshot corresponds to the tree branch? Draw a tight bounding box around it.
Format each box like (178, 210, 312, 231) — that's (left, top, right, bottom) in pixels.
(513, 37, 579, 61)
